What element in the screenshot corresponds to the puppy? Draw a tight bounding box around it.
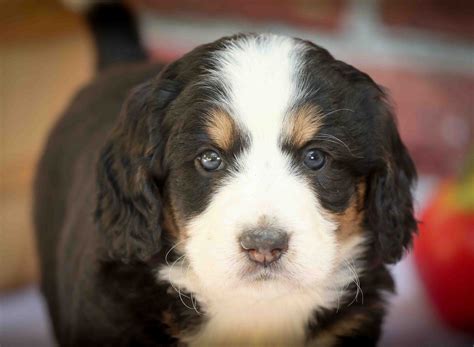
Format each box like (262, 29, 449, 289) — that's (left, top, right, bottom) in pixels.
(34, 33, 417, 346)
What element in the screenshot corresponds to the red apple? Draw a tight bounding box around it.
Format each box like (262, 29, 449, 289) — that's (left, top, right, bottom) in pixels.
(414, 179, 474, 333)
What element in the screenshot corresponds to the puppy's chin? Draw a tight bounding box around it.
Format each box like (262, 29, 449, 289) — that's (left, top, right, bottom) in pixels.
(235, 278, 308, 301)
(160, 257, 323, 305)
(237, 260, 311, 293)
(237, 270, 297, 299)
(241, 264, 284, 282)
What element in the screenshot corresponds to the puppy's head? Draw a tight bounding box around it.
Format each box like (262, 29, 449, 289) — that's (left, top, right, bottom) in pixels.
(96, 34, 417, 299)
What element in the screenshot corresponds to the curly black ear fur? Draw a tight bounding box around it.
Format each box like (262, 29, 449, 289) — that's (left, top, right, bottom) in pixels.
(365, 94, 418, 264)
(95, 75, 181, 263)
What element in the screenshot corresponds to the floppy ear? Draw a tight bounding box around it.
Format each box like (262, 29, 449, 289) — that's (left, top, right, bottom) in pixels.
(95, 75, 181, 263)
(365, 95, 418, 264)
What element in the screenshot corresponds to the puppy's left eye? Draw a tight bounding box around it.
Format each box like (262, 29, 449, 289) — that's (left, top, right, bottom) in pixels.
(197, 150, 223, 171)
(303, 149, 326, 170)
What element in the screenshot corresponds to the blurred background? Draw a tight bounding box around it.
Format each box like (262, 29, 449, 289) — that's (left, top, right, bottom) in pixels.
(1, 0, 473, 346)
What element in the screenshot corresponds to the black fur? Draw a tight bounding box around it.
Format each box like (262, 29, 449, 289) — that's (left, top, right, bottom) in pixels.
(364, 105, 418, 263)
(86, 3, 147, 71)
(95, 78, 179, 263)
(34, 34, 417, 346)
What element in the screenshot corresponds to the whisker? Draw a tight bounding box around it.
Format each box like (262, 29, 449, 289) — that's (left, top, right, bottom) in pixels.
(348, 262, 360, 305)
(330, 283, 342, 313)
(186, 261, 201, 315)
(343, 258, 364, 306)
(165, 239, 187, 266)
(167, 255, 196, 313)
(177, 290, 195, 312)
(315, 133, 364, 159)
(167, 255, 188, 296)
(321, 108, 354, 117)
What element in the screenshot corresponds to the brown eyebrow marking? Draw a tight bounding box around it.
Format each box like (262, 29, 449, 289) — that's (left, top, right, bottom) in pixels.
(284, 104, 323, 148)
(206, 109, 236, 151)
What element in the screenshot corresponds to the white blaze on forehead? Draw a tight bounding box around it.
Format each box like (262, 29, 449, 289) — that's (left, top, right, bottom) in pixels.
(214, 34, 302, 139)
(208, 35, 315, 228)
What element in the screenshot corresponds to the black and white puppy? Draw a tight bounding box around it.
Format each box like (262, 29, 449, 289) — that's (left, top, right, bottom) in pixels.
(35, 33, 417, 346)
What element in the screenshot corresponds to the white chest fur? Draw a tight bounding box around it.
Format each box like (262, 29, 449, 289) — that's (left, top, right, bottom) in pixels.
(187, 292, 314, 346)
(157, 264, 342, 346)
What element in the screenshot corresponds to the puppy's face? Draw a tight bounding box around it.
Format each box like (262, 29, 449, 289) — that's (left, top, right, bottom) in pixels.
(154, 35, 414, 300)
(97, 34, 416, 307)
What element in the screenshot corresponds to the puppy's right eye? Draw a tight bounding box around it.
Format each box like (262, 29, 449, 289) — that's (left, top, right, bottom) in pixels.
(197, 150, 223, 171)
(303, 148, 326, 170)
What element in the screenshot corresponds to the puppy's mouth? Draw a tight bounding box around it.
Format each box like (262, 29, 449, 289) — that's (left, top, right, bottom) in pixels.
(239, 259, 286, 282)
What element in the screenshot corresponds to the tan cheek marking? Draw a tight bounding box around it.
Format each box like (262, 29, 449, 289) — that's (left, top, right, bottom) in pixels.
(334, 182, 366, 243)
(284, 105, 323, 148)
(162, 192, 189, 246)
(206, 109, 236, 151)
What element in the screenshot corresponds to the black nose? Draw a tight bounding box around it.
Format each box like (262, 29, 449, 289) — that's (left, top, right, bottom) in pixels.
(239, 228, 289, 266)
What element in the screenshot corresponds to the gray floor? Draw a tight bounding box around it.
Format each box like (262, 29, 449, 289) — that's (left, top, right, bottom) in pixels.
(0, 286, 55, 347)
